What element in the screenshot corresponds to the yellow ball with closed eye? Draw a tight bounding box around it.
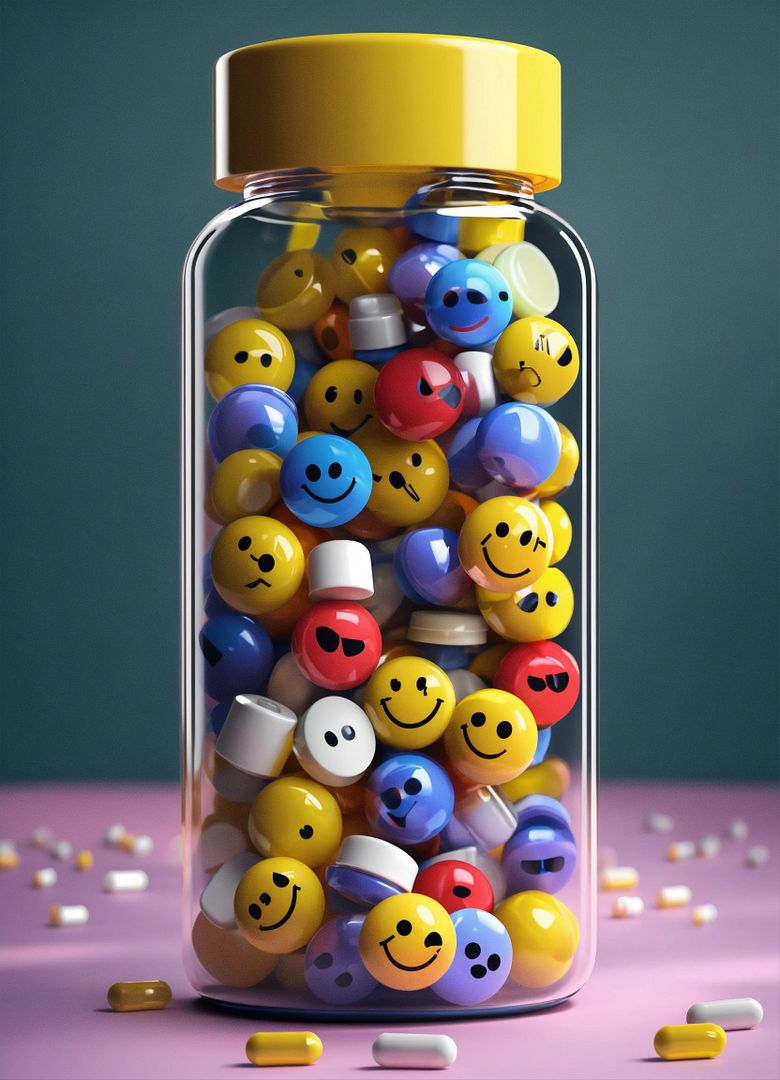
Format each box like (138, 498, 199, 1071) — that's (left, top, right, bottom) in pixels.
(458, 496, 552, 593)
(359, 892, 456, 991)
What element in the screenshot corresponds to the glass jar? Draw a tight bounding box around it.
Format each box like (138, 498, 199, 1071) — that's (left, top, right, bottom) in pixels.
(182, 33, 596, 1020)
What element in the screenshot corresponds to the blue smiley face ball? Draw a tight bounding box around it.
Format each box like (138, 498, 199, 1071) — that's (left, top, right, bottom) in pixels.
(424, 259, 513, 347)
(365, 752, 454, 846)
(432, 907, 513, 1006)
(279, 433, 373, 527)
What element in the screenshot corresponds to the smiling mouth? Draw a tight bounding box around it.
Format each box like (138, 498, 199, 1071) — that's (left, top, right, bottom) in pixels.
(518, 364, 542, 387)
(387, 801, 416, 827)
(258, 885, 301, 931)
(481, 545, 530, 580)
(449, 315, 489, 333)
(380, 697, 443, 729)
(461, 724, 507, 759)
(245, 577, 271, 589)
(301, 477, 356, 504)
(379, 936, 440, 971)
(330, 416, 371, 437)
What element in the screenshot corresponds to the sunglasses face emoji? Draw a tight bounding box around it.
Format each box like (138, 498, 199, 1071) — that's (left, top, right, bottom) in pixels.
(492, 316, 579, 406)
(458, 496, 553, 593)
(210, 515, 305, 615)
(280, 433, 374, 528)
(357, 429, 449, 526)
(363, 656, 456, 749)
(292, 600, 382, 690)
(477, 568, 574, 643)
(303, 360, 379, 440)
(248, 776, 343, 867)
(494, 641, 580, 729)
(444, 688, 538, 786)
(234, 856, 325, 954)
(205, 318, 295, 401)
(359, 892, 457, 990)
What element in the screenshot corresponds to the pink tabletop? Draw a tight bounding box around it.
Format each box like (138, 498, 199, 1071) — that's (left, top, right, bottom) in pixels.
(0, 781, 777, 1079)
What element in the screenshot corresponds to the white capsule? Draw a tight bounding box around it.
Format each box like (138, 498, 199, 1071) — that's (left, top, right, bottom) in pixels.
(33, 867, 58, 888)
(448, 786, 517, 850)
(372, 1033, 457, 1070)
(49, 903, 89, 926)
(727, 818, 748, 840)
(692, 903, 718, 926)
(745, 844, 769, 868)
(30, 827, 54, 849)
(103, 823, 127, 846)
(103, 869, 149, 893)
(697, 835, 722, 858)
(131, 835, 154, 857)
(645, 812, 674, 833)
(686, 997, 763, 1030)
(612, 895, 644, 918)
(666, 840, 696, 861)
(598, 866, 639, 891)
(216, 695, 297, 780)
(200, 851, 260, 929)
(49, 840, 73, 861)
(657, 884, 692, 908)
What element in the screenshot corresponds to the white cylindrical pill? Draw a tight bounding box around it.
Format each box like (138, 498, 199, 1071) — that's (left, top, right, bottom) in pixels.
(451, 786, 517, 850)
(645, 812, 674, 833)
(198, 821, 249, 873)
(453, 351, 497, 416)
(728, 818, 748, 840)
(666, 840, 696, 861)
(33, 867, 58, 888)
(697, 835, 722, 858)
(49, 904, 89, 927)
(745, 844, 769, 867)
(30, 827, 54, 849)
(408, 610, 487, 646)
(131, 835, 154, 856)
(335, 835, 418, 893)
(612, 895, 644, 918)
(212, 759, 267, 803)
(686, 998, 763, 1030)
(308, 540, 374, 600)
(104, 870, 149, 893)
(447, 668, 487, 702)
(200, 851, 260, 929)
(657, 884, 692, 908)
(599, 866, 639, 891)
(692, 903, 718, 926)
(103, 823, 126, 846)
(49, 840, 73, 861)
(493, 241, 561, 319)
(216, 695, 297, 779)
(372, 1033, 457, 1070)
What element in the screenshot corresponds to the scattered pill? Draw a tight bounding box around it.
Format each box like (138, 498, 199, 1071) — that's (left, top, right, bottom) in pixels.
(692, 904, 718, 926)
(199, 851, 260, 930)
(104, 870, 149, 893)
(697, 835, 722, 858)
(645, 812, 673, 833)
(107, 980, 172, 1012)
(0, 840, 18, 857)
(75, 850, 94, 871)
(598, 866, 639, 891)
(245, 1031, 323, 1067)
(33, 867, 58, 888)
(686, 998, 763, 1030)
(597, 846, 617, 870)
(0, 847, 21, 869)
(49, 903, 89, 927)
(118, 834, 136, 852)
(727, 818, 748, 840)
(372, 1033, 458, 1070)
(49, 840, 73, 861)
(30, 827, 54, 849)
(656, 885, 692, 908)
(131, 835, 154, 857)
(653, 1023, 726, 1061)
(745, 844, 769, 868)
(666, 840, 695, 862)
(611, 896, 644, 918)
(104, 823, 127, 846)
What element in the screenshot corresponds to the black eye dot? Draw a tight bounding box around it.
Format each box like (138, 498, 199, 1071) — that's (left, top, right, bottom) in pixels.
(305, 464, 321, 482)
(498, 290, 509, 301)
(354, 389, 363, 404)
(328, 462, 342, 479)
(497, 720, 513, 739)
(396, 920, 412, 936)
(452, 885, 471, 899)
(314, 951, 333, 969)
(416, 677, 427, 692)
(272, 872, 289, 888)
(519, 530, 533, 546)
(381, 787, 402, 810)
(487, 953, 502, 971)
(341, 725, 355, 741)
(466, 289, 486, 304)
(257, 553, 275, 573)
(519, 592, 539, 613)
(495, 521, 509, 538)
(443, 290, 459, 308)
(237, 536, 252, 551)
(471, 711, 486, 728)
(418, 378, 433, 396)
(299, 824, 314, 839)
(259, 892, 271, 906)
(404, 777, 422, 795)
(260, 353, 273, 368)
(557, 347, 573, 367)
(470, 963, 488, 979)
(390, 678, 402, 692)
(234, 350, 249, 364)
(546, 591, 559, 607)
(424, 932, 443, 948)
(528, 675, 547, 691)
(411, 453, 422, 467)
(248, 903, 261, 919)
(335, 972, 353, 987)
(325, 386, 338, 403)
(464, 941, 481, 960)
(294, 268, 304, 277)
(324, 730, 339, 747)
(341, 248, 357, 265)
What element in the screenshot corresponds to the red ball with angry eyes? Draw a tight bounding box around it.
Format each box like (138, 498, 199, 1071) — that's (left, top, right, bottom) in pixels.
(292, 600, 382, 690)
(493, 641, 580, 729)
(374, 348, 465, 441)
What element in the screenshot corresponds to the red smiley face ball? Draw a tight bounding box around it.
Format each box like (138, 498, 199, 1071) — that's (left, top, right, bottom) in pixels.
(493, 641, 580, 729)
(413, 859, 495, 914)
(373, 348, 465, 441)
(292, 600, 382, 690)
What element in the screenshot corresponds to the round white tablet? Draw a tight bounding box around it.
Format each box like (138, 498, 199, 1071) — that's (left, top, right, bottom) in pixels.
(294, 697, 376, 787)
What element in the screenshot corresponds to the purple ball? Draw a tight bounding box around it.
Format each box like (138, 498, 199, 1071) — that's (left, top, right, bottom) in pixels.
(207, 384, 298, 462)
(432, 907, 512, 1006)
(476, 402, 562, 489)
(446, 417, 491, 492)
(502, 795, 577, 895)
(198, 613, 273, 701)
(365, 753, 454, 846)
(394, 528, 470, 607)
(304, 914, 378, 1004)
(387, 242, 462, 320)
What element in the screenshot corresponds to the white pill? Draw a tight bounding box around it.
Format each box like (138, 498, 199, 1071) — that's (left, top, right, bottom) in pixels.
(294, 696, 376, 787)
(212, 759, 267, 804)
(612, 895, 644, 918)
(494, 241, 560, 319)
(728, 818, 749, 840)
(103, 823, 127, 846)
(103, 870, 149, 893)
(308, 540, 374, 600)
(657, 884, 692, 908)
(362, 563, 404, 628)
(30, 827, 54, 849)
(198, 821, 249, 873)
(372, 1033, 457, 1070)
(49, 840, 73, 861)
(666, 840, 696, 861)
(599, 866, 639, 891)
(267, 653, 323, 714)
(420, 846, 507, 903)
(200, 851, 260, 929)
(645, 812, 674, 833)
(33, 867, 58, 888)
(216, 694, 297, 779)
(450, 786, 517, 850)
(697, 835, 722, 858)
(447, 669, 487, 702)
(131, 835, 154, 856)
(49, 903, 89, 927)
(334, 835, 418, 892)
(686, 998, 763, 1030)
(453, 351, 496, 416)
(745, 844, 769, 867)
(692, 903, 718, 926)
(408, 610, 487, 646)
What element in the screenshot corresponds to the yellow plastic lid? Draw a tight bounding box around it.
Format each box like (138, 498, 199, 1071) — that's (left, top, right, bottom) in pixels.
(214, 33, 561, 194)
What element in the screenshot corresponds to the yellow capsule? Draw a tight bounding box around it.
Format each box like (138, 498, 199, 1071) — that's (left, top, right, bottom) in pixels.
(75, 850, 94, 871)
(245, 1031, 323, 1067)
(500, 757, 570, 801)
(653, 1024, 726, 1061)
(0, 849, 21, 869)
(598, 866, 639, 891)
(107, 980, 172, 1012)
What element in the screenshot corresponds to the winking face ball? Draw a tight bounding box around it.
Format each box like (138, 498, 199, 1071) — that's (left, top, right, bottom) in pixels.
(458, 496, 553, 592)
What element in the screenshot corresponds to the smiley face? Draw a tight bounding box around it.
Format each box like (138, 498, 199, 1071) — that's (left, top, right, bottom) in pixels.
(330, 226, 403, 303)
(205, 318, 295, 401)
(294, 696, 376, 786)
(210, 515, 304, 615)
(443, 688, 538, 786)
(248, 776, 342, 868)
(359, 892, 457, 990)
(234, 856, 325, 954)
(256, 250, 336, 331)
(363, 656, 455, 749)
(458, 496, 553, 592)
(279, 434, 373, 527)
(424, 259, 513, 347)
(365, 753, 454, 845)
(477, 568, 575, 643)
(431, 907, 512, 1006)
(303, 360, 379, 440)
(492, 317, 579, 406)
(357, 429, 449, 526)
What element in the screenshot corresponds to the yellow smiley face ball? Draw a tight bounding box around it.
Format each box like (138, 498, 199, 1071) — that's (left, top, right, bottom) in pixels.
(248, 776, 342, 868)
(303, 360, 379, 440)
(477, 567, 575, 643)
(357, 429, 449, 526)
(495, 891, 580, 988)
(492, 317, 579, 406)
(363, 657, 455, 749)
(234, 857, 325, 955)
(458, 496, 553, 593)
(205, 319, 295, 401)
(210, 515, 304, 615)
(443, 688, 538, 786)
(359, 892, 457, 991)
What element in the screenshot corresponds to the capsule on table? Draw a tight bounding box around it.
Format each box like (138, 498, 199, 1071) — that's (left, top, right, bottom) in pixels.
(666, 840, 695, 861)
(697, 835, 721, 858)
(686, 998, 763, 1030)
(107, 980, 172, 1012)
(645, 812, 673, 833)
(745, 844, 769, 867)
(372, 1032, 458, 1070)
(598, 866, 639, 891)
(104, 870, 149, 893)
(653, 1023, 726, 1061)
(49, 904, 89, 927)
(30, 826, 54, 849)
(612, 896, 644, 918)
(33, 867, 58, 888)
(245, 1032, 323, 1067)
(728, 818, 748, 840)
(104, 823, 127, 846)
(692, 903, 718, 926)
(75, 850, 94, 871)
(656, 885, 692, 908)
(0, 847, 21, 869)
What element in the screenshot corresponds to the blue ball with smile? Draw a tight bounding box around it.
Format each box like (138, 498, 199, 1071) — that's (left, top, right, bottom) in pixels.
(365, 753, 454, 846)
(280, 433, 373, 527)
(424, 259, 513, 347)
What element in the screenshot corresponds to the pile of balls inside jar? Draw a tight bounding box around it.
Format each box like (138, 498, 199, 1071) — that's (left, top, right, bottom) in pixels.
(194, 214, 583, 1011)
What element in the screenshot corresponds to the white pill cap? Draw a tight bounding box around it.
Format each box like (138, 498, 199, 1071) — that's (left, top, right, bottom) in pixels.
(454, 351, 497, 416)
(493, 241, 560, 319)
(408, 610, 488, 646)
(453, 786, 518, 849)
(448, 668, 487, 702)
(308, 540, 374, 601)
(349, 294, 407, 351)
(335, 834, 418, 892)
(216, 694, 297, 778)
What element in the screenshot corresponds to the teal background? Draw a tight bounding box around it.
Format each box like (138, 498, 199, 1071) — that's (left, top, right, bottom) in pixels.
(1, 1, 777, 782)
